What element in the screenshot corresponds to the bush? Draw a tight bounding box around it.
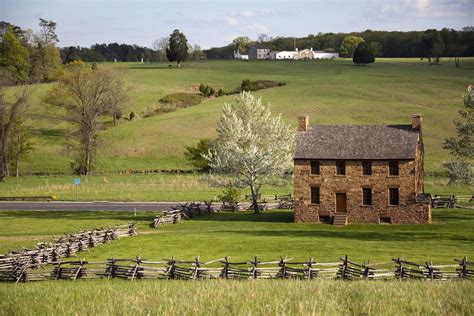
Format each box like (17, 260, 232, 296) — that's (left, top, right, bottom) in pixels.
(241, 79, 284, 92)
(444, 160, 472, 185)
(129, 112, 135, 121)
(217, 89, 225, 97)
(184, 139, 212, 171)
(159, 93, 203, 108)
(353, 43, 375, 65)
(217, 187, 241, 203)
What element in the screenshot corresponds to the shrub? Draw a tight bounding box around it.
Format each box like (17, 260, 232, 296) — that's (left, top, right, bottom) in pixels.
(184, 139, 212, 171)
(241, 79, 284, 92)
(129, 112, 135, 121)
(241, 79, 252, 92)
(217, 89, 225, 97)
(159, 93, 203, 108)
(444, 160, 472, 185)
(209, 86, 215, 96)
(353, 43, 375, 65)
(217, 187, 241, 203)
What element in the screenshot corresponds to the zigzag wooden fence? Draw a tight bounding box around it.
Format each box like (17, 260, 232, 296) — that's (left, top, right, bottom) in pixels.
(2, 255, 472, 283)
(0, 223, 137, 282)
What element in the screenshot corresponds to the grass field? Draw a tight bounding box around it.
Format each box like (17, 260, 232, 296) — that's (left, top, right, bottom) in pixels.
(1, 208, 473, 315)
(2, 280, 473, 315)
(1, 208, 472, 262)
(18, 58, 474, 175)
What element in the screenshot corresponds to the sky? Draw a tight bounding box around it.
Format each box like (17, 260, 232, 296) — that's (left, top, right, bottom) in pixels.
(1, 0, 473, 49)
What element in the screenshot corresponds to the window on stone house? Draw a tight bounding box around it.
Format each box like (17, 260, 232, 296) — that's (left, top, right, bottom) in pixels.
(362, 161, 372, 175)
(389, 188, 399, 205)
(336, 161, 345, 175)
(311, 187, 320, 204)
(310, 161, 320, 175)
(362, 188, 372, 205)
(389, 161, 399, 176)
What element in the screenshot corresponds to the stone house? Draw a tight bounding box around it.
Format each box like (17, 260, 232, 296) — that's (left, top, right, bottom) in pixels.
(293, 115, 431, 225)
(248, 46, 271, 60)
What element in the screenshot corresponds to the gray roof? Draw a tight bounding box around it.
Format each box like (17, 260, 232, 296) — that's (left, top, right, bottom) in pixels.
(295, 125, 420, 160)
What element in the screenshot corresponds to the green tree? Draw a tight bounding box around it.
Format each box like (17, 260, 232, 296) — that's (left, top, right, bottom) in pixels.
(420, 30, 445, 65)
(166, 29, 189, 68)
(443, 85, 473, 184)
(232, 36, 251, 53)
(353, 42, 375, 65)
(44, 61, 127, 175)
(0, 70, 29, 181)
(184, 139, 213, 171)
(0, 27, 29, 82)
(29, 18, 62, 81)
(368, 41, 383, 57)
(8, 121, 33, 177)
(339, 36, 365, 58)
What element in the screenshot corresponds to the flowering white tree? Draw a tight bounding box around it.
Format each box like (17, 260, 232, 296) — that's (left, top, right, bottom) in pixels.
(205, 91, 296, 213)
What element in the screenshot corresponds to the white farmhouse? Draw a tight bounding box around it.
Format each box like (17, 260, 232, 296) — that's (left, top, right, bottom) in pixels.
(234, 50, 249, 60)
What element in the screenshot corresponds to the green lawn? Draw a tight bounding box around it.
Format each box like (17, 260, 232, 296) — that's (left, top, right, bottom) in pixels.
(1, 208, 473, 315)
(1, 208, 472, 262)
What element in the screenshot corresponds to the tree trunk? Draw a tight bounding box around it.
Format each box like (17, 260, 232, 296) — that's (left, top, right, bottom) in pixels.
(250, 184, 259, 214)
(0, 155, 6, 182)
(177, 60, 181, 68)
(15, 158, 19, 177)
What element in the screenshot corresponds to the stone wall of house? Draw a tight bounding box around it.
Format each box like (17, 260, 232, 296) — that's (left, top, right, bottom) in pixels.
(294, 158, 431, 224)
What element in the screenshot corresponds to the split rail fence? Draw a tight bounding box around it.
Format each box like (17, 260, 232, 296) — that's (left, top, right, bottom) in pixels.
(0, 223, 137, 282)
(2, 255, 472, 283)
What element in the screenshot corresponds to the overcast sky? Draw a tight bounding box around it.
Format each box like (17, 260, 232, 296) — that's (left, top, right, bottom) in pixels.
(1, 0, 473, 49)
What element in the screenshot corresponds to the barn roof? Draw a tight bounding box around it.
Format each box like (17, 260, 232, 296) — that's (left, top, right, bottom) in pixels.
(294, 125, 420, 160)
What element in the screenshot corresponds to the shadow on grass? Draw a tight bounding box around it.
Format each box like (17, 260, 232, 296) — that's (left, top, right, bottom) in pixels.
(219, 229, 474, 243)
(0, 211, 155, 223)
(192, 211, 294, 223)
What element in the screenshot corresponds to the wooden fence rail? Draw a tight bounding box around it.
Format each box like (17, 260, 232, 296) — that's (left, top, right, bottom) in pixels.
(0, 223, 138, 282)
(2, 255, 471, 283)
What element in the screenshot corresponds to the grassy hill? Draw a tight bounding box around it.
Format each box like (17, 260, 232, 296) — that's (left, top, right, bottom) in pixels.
(21, 58, 474, 174)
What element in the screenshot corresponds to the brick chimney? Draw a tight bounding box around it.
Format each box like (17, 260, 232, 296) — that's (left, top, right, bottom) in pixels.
(298, 115, 309, 132)
(412, 114, 422, 130)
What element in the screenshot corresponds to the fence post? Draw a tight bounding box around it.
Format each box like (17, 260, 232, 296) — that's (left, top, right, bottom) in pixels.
(222, 256, 229, 279)
(252, 256, 259, 279)
(307, 257, 313, 280)
(340, 255, 348, 280)
(192, 256, 200, 280)
(461, 256, 468, 279)
(280, 256, 287, 279)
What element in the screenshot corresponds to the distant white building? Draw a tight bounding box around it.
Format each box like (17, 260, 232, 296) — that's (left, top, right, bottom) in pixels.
(271, 51, 299, 60)
(234, 50, 249, 60)
(269, 47, 339, 60)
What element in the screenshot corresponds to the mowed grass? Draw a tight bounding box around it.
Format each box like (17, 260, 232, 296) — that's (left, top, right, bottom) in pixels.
(18, 58, 474, 174)
(1, 280, 473, 315)
(1, 209, 472, 262)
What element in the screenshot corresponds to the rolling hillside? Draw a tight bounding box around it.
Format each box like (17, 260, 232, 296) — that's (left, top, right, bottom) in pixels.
(21, 58, 474, 175)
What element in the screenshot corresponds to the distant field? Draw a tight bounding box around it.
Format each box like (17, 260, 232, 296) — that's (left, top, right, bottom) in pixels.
(17, 58, 474, 175)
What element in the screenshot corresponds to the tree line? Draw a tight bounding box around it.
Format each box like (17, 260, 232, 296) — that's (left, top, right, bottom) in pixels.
(60, 35, 206, 64)
(204, 28, 474, 60)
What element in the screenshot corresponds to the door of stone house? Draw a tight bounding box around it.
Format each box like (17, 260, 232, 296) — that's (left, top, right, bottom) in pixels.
(336, 193, 347, 213)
